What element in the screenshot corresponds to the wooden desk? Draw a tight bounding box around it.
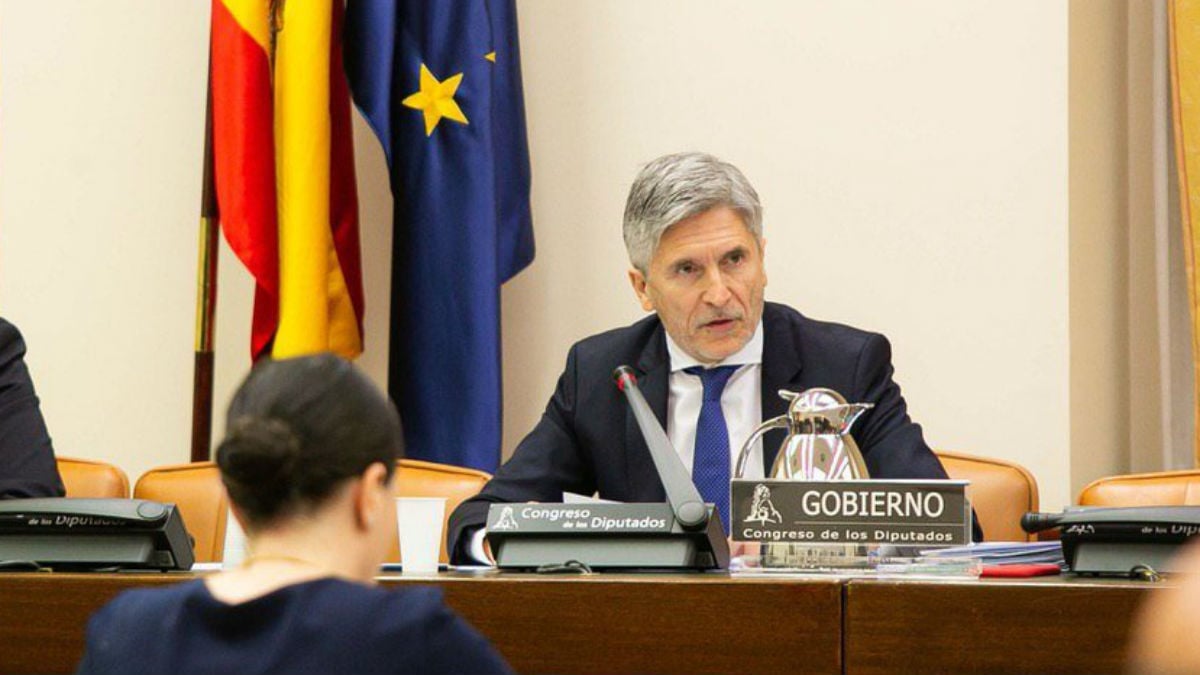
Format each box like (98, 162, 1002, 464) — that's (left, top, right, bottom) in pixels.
(0, 571, 843, 675)
(0, 571, 1162, 675)
(844, 576, 1154, 675)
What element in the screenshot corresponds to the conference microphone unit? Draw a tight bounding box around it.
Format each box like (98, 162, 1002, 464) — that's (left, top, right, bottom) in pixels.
(485, 366, 730, 570)
(0, 498, 195, 571)
(1022, 505, 1200, 576)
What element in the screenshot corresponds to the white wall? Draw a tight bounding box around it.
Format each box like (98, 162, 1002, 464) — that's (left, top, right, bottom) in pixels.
(0, 1, 1074, 510)
(0, 1, 209, 481)
(1070, 0, 1131, 497)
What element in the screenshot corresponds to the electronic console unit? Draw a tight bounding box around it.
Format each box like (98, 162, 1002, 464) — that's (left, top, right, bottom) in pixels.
(0, 498, 194, 571)
(1022, 506, 1200, 576)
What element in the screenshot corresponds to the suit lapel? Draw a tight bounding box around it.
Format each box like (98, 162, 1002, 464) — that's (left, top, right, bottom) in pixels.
(624, 325, 669, 501)
(759, 305, 804, 472)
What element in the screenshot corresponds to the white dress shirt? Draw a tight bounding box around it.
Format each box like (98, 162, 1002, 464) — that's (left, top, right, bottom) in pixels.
(664, 321, 765, 480)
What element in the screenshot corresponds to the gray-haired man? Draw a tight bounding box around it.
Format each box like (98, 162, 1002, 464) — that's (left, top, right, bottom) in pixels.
(447, 152, 968, 562)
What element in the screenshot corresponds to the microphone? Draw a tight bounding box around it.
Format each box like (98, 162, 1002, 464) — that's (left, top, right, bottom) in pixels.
(1019, 506, 1200, 575)
(613, 365, 710, 531)
(1020, 511, 1062, 533)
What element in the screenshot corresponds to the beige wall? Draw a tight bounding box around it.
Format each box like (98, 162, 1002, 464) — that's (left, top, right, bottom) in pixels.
(1, 1, 1083, 510)
(1069, 0, 1133, 499)
(1068, 0, 1192, 496)
(0, 1, 210, 482)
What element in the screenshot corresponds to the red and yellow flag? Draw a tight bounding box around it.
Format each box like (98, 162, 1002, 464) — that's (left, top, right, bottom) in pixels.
(210, 0, 364, 360)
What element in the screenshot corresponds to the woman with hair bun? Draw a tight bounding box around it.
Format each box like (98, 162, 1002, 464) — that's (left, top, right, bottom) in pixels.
(75, 354, 513, 675)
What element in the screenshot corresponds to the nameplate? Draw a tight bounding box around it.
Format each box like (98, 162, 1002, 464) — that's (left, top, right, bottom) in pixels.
(730, 479, 971, 546)
(486, 503, 676, 534)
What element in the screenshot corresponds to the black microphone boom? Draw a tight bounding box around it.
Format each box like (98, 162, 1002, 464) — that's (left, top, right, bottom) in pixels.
(613, 365, 709, 530)
(1019, 511, 1062, 534)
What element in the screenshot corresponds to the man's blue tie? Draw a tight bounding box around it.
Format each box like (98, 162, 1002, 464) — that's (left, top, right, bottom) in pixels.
(684, 365, 739, 534)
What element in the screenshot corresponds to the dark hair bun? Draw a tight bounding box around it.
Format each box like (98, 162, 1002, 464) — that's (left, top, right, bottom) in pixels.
(216, 416, 302, 520)
(218, 353, 403, 528)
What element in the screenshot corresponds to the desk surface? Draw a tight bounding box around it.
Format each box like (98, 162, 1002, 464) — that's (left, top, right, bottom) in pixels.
(0, 571, 1157, 675)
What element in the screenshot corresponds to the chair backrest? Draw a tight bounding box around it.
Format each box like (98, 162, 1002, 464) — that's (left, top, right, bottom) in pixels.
(56, 456, 129, 498)
(131, 459, 490, 564)
(1078, 470, 1200, 506)
(389, 459, 491, 563)
(935, 450, 1039, 541)
(133, 462, 227, 562)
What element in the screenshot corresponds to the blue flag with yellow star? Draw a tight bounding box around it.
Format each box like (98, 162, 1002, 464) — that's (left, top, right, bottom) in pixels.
(344, 0, 534, 472)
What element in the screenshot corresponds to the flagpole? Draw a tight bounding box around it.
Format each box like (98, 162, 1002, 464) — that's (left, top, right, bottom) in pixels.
(191, 58, 220, 463)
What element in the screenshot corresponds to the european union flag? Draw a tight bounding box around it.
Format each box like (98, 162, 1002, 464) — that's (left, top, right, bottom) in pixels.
(345, 0, 534, 472)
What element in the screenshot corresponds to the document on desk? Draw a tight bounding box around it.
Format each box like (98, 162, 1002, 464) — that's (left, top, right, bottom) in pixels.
(921, 541, 1064, 565)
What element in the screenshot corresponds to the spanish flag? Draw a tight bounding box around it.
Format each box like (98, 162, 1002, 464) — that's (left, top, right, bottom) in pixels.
(210, 0, 364, 360)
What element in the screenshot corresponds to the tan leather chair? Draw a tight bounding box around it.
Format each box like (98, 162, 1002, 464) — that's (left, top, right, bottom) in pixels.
(936, 450, 1039, 541)
(56, 456, 130, 498)
(133, 462, 228, 563)
(132, 459, 490, 564)
(1078, 469, 1200, 506)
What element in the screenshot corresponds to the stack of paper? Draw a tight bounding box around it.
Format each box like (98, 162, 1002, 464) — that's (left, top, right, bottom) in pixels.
(920, 541, 1064, 566)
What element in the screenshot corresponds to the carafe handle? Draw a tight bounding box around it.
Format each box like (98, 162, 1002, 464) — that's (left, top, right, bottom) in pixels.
(734, 414, 790, 479)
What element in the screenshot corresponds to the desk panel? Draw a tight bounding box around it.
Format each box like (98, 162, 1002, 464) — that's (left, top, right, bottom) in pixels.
(844, 577, 1154, 675)
(0, 573, 184, 675)
(404, 573, 842, 675)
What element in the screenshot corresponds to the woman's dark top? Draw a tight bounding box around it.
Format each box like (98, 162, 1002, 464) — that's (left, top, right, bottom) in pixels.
(75, 578, 514, 675)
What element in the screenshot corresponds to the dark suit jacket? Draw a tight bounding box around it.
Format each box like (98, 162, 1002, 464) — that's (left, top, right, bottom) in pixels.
(448, 302, 974, 560)
(0, 318, 63, 498)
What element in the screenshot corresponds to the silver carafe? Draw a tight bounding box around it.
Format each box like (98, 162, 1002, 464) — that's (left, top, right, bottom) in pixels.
(734, 388, 873, 567)
(735, 388, 872, 481)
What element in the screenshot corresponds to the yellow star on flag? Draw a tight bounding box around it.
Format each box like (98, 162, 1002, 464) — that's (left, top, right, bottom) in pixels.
(402, 64, 469, 136)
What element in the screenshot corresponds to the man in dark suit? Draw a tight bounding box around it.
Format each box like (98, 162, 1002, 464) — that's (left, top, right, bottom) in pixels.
(448, 152, 965, 562)
(0, 318, 64, 498)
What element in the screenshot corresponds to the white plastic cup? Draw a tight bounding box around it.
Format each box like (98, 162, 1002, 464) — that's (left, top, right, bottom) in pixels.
(395, 497, 446, 575)
(221, 505, 248, 570)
